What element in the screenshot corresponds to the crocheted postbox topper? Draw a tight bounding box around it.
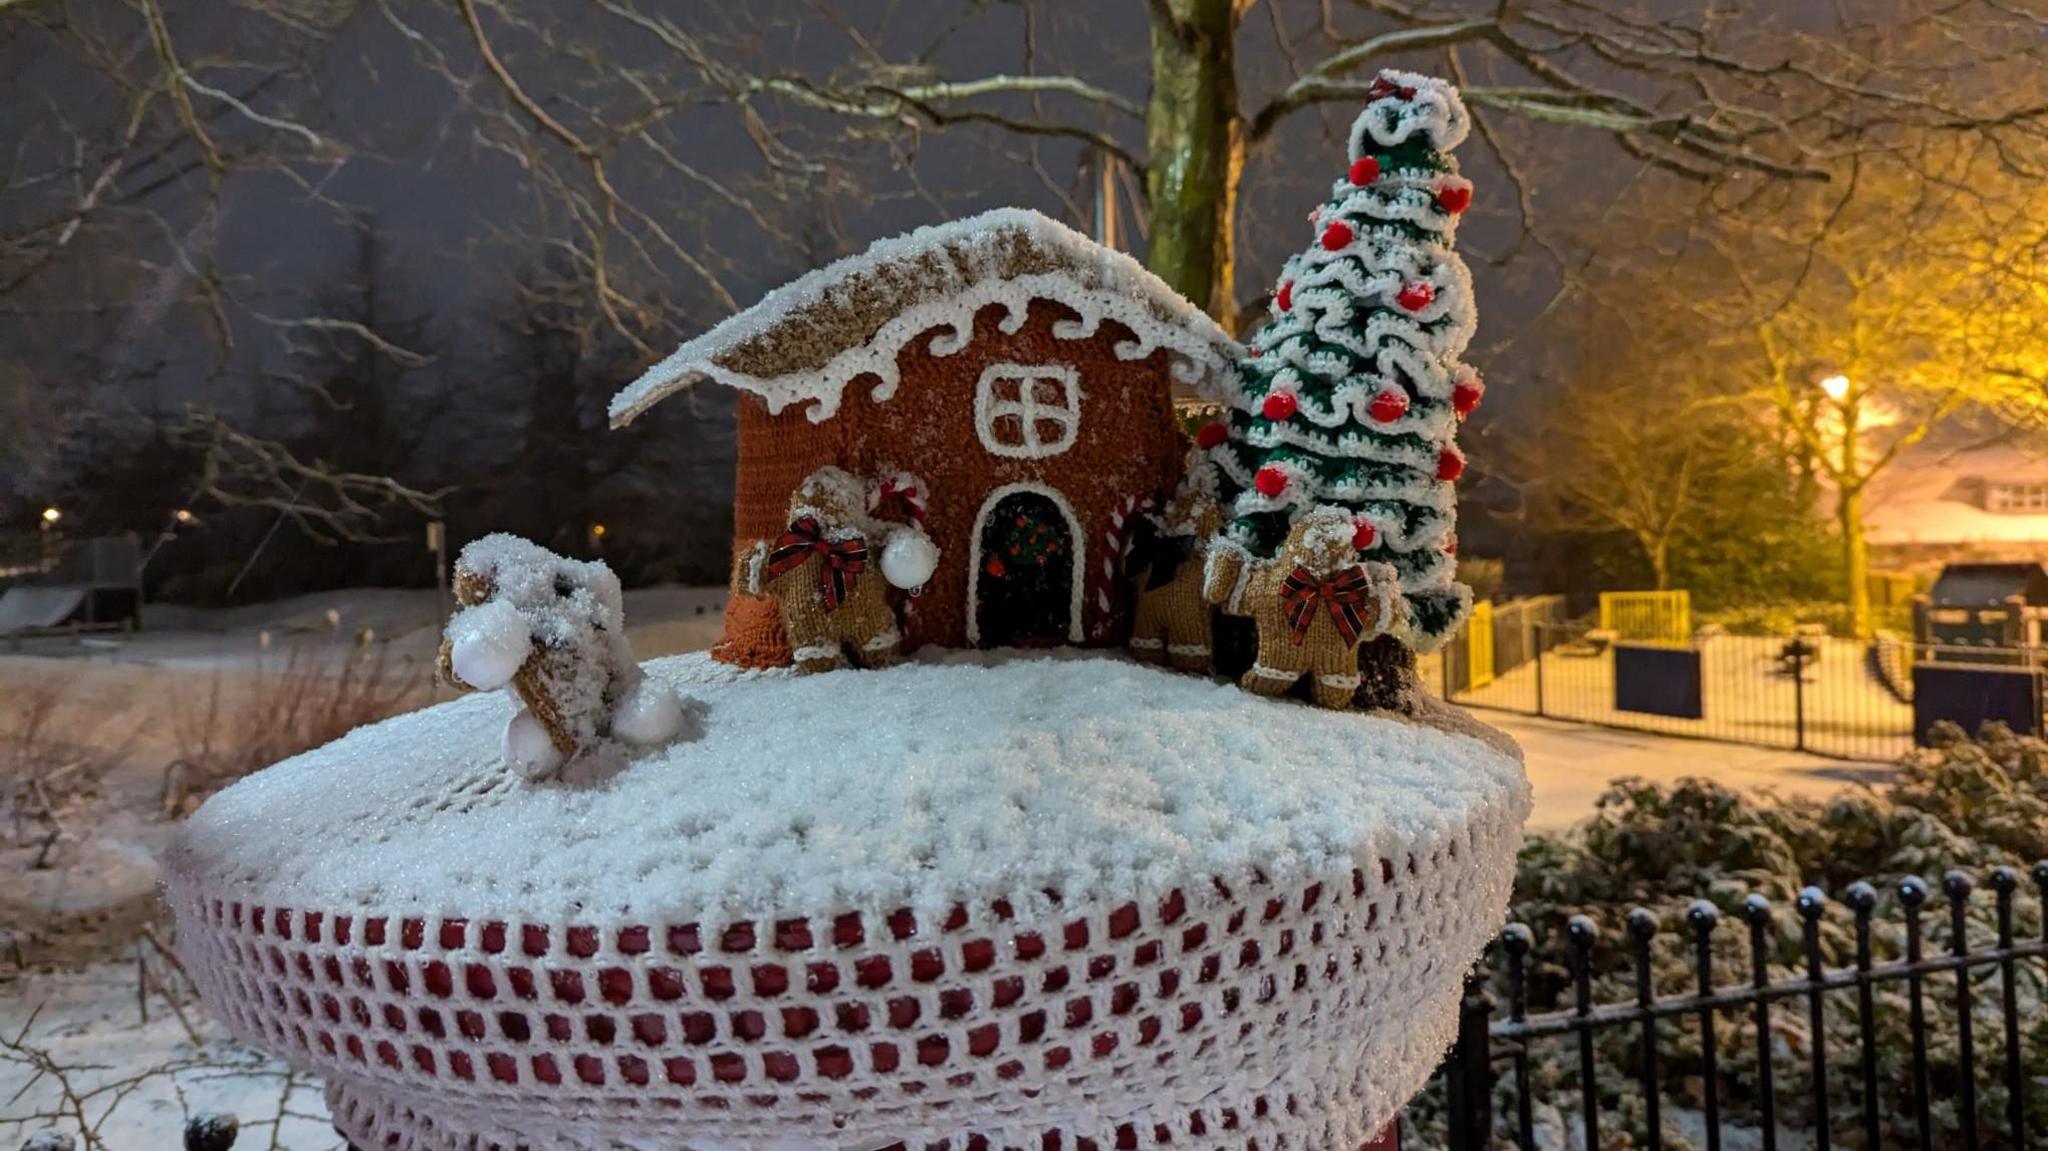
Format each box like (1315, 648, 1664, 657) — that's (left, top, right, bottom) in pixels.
(168, 652, 1530, 1151)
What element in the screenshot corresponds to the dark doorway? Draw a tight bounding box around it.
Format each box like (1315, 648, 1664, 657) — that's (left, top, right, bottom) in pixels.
(975, 489, 1075, 647)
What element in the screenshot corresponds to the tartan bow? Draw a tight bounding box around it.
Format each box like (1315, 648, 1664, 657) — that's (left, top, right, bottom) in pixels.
(764, 515, 867, 611)
(1280, 565, 1377, 646)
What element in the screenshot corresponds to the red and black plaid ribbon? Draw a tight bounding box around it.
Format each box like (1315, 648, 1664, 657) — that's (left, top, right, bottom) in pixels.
(764, 515, 867, 612)
(1280, 565, 1376, 646)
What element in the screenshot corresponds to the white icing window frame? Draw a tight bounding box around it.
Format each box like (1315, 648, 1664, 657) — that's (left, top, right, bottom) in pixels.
(974, 362, 1082, 459)
(965, 482, 1087, 646)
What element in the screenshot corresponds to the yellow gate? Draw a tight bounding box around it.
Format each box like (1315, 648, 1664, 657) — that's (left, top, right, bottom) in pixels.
(1598, 590, 1692, 645)
(1466, 600, 1495, 689)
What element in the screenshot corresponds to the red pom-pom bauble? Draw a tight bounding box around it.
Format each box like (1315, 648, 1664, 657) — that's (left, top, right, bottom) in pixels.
(1369, 390, 1409, 424)
(1396, 281, 1435, 312)
(1436, 449, 1465, 482)
(1348, 156, 1381, 187)
(1261, 391, 1298, 420)
(1435, 183, 1472, 215)
(1445, 537, 1459, 557)
(1275, 280, 1293, 312)
(1195, 421, 1229, 449)
(1254, 466, 1288, 498)
(1452, 379, 1484, 416)
(1352, 519, 1377, 550)
(1319, 220, 1354, 251)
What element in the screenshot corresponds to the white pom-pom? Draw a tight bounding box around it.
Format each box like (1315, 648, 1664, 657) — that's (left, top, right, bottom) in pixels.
(880, 529, 940, 590)
(611, 677, 684, 747)
(503, 709, 564, 779)
(449, 599, 531, 690)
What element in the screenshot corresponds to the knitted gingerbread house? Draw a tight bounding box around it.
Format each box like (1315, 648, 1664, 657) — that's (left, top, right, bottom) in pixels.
(609, 210, 1238, 666)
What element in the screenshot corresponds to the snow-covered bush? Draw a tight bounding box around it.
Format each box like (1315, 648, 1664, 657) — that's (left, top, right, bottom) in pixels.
(166, 642, 425, 810)
(1409, 722, 2048, 1149)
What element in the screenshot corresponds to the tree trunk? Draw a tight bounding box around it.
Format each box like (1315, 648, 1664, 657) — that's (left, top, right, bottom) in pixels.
(1144, 0, 1245, 329)
(1840, 484, 1870, 639)
(1637, 533, 1670, 591)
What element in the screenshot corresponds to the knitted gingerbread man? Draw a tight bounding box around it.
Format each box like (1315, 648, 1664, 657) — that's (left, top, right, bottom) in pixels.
(738, 466, 936, 674)
(440, 534, 684, 778)
(1125, 486, 1222, 673)
(1204, 509, 1403, 709)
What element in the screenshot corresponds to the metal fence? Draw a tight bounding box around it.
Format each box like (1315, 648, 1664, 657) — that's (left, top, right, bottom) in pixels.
(1430, 863, 2048, 1151)
(1420, 608, 2048, 762)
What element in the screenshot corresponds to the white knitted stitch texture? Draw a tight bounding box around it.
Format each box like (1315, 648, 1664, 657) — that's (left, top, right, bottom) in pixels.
(169, 654, 1527, 1151)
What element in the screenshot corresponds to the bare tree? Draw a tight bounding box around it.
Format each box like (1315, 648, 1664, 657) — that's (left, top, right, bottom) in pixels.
(1703, 159, 2048, 635)
(413, 0, 2048, 334)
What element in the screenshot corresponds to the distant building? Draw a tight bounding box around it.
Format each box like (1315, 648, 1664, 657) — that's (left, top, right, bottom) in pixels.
(1865, 432, 2048, 573)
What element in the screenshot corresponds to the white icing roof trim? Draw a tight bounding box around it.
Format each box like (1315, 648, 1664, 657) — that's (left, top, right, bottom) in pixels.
(611, 208, 1241, 427)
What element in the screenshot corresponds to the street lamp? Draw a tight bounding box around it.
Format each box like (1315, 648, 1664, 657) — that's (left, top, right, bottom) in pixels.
(38, 506, 62, 568)
(1815, 373, 1873, 638)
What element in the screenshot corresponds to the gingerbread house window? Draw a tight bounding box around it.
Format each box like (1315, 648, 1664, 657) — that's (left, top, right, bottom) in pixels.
(975, 362, 1081, 459)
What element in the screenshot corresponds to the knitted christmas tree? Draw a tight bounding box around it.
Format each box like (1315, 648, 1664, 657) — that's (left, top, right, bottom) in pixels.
(1200, 70, 1485, 662)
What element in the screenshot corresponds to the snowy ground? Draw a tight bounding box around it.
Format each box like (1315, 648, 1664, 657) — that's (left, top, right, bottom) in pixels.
(1434, 634, 1914, 763)
(2, 963, 340, 1150)
(0, 586, 1892, 1147)
(1487, 712, 1888, 834)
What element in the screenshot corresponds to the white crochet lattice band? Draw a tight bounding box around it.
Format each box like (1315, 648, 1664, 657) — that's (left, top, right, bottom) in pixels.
(169, 804, 1519, 1151)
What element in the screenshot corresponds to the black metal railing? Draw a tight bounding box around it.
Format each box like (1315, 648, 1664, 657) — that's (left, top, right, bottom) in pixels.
(1433, 862, 2048, 1151)
(1431, 615, 2048, 762)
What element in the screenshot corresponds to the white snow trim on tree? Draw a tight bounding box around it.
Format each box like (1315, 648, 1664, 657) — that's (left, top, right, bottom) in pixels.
(1296, 242, 1477, 346)
(1250, 312, 1474, 396)
(1217, 450, 1462, 534)
(1391, 579, 1476, 653)
(1323, 174, 1472, 235)
(1234, 375, 1459, 446)
(964, 481, 1086, 645)
(1239, 422, 1452, 479)
(609, 209, 1241, 427)
(1348, 69, 1471, 156)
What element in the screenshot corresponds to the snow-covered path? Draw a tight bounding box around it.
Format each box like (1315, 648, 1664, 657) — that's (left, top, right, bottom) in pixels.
(1, 963, 342, 1151)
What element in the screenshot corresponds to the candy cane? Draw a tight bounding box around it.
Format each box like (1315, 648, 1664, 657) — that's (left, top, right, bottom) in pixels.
(870, 472, 932, 622)
(1089, 493, 1156, 640)
(869, 471, 929, 527)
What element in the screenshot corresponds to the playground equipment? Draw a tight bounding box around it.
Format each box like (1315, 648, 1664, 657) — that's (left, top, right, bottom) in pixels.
(0, 533, 142, 638)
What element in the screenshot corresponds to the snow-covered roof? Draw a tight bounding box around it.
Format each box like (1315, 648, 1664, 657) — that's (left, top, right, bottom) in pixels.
(1863, 436, 2048, 547)
(610, 208, 1242, 427)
